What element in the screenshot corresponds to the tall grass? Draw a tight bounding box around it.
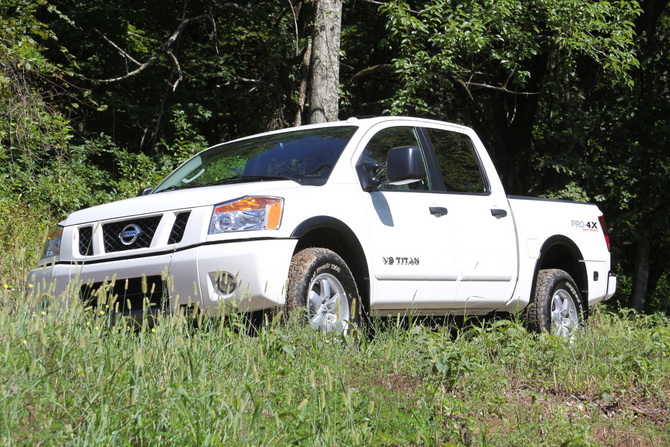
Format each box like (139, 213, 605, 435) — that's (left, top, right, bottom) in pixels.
(1, 284, 668, 446)
(0, 212, 668, 446)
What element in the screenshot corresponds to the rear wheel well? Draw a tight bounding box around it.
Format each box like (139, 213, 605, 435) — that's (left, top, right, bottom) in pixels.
(291, 218, 370, 314)
(536, 236, 588, 305)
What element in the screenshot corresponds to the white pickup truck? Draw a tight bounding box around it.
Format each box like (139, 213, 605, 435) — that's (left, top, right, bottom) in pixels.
(30, 117, 616, 336)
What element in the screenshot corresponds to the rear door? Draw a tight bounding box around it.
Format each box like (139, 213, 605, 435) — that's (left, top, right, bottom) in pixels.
(422, 127, 518, 309)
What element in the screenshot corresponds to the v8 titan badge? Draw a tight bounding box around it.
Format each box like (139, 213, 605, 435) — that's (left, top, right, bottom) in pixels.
(119, 224, 142, 245)
(383, 257, 420, 266)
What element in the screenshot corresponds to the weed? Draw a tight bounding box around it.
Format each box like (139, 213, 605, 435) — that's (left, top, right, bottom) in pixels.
(0, 230, 668, 445)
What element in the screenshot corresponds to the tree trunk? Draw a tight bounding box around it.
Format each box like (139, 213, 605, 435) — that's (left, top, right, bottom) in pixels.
(631, 229, 651, 312)
(627, 0, 670, 313)
(307, 0, 341, 124)
(294, 40, 312, 127)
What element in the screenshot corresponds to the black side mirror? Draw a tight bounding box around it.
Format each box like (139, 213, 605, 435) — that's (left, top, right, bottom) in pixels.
(356, 145, 425, 192)
(356, 160, 382, 192)
(386, 145, 424, 185)
(138, 187, 154, 196)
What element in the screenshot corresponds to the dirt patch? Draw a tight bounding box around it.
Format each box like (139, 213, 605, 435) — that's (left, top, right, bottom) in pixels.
(468, 386, 669, 446)
(371, 372, 423, 394)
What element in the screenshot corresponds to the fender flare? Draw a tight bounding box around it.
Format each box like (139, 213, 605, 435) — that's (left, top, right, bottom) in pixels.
(534, 235, 588, 303)
(290, 216, 370, 310)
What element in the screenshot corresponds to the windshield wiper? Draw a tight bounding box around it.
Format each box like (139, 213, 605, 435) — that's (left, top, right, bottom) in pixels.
(155, 184, 191, 193)
(204, 175, 301, 186)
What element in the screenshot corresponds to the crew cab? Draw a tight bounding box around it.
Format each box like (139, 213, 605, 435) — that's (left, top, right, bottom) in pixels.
(30, 117, 616, 336)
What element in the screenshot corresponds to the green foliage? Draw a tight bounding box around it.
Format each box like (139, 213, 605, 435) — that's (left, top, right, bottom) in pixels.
(0, 0, 64, 73)
(156, 106, 209, 164)
(45, 0, 302, 152)
(538, 181, 590, 202)
(0, 0, 104, 216)
(63, 106, 209, 204)
(614, 273, 670, 316)
(579, 4, 670, 311)
(0, 69, 208, 215)
(381, 0, 640, 116)
(0, 65, 77, 215)
(647, 273, 670, 315)
(0, 1, 88, 278)
(0, 284, 668, 446)
(0, 198, 50, 293)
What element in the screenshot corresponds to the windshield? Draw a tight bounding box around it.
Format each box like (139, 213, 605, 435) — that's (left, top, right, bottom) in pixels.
(153, 126, 357, 193)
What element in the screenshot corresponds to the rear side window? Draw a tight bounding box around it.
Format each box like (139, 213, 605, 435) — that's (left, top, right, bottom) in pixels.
(427, 128, 486, 194)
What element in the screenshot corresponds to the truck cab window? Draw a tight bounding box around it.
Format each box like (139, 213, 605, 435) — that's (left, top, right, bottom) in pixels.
(427, 128, 486, 194)
(360, 127, 430, 191)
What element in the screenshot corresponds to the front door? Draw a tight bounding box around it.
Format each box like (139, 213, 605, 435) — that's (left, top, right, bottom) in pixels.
(359, 125, 459, 313)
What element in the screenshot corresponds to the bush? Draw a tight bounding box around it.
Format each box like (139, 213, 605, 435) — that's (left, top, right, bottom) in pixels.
(0, 198, 50, 300)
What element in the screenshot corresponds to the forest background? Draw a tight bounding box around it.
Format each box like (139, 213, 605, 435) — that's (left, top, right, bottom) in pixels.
(0, 0, 668, 313)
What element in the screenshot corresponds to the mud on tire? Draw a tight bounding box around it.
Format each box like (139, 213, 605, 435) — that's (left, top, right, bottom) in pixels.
(525, 269, 586, 337)
(286, 247, 361, 333)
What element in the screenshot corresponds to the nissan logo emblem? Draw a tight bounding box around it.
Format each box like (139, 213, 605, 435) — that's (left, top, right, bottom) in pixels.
(119, 224, 142, 246)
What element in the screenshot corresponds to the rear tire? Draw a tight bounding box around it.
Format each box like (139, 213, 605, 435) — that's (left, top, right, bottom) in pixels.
(287, 247, 361, 334)
(525, 269, 586, 338)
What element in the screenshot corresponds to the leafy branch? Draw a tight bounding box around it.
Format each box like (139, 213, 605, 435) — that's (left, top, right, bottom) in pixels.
(79, 2, 252, 90)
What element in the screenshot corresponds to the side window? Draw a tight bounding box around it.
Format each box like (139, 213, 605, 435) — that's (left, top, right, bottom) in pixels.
(360, 127, 430, 191)
(427, 128, 486, 194)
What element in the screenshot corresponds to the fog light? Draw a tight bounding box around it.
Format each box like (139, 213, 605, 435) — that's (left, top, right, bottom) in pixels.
(215, 271, 237, 295)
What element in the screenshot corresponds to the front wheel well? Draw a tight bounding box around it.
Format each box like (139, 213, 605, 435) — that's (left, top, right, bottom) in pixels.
(291, 217, 370, 313)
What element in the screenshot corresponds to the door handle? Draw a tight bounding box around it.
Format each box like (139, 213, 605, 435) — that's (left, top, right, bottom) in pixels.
(491, 208, 508, 218)
(430, 206, 448, 216)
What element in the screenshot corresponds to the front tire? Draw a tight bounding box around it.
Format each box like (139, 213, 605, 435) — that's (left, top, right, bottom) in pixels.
(525, 269, 586, 337)
(287, 247, 361, 333)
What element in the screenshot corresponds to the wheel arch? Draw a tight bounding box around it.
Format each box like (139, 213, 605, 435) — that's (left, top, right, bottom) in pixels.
(535, 235, 589, 305)
(290, 216, 370, 313)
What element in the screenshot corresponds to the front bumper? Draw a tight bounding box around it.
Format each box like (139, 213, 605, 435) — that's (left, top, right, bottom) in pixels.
(28, 239, 298, 314)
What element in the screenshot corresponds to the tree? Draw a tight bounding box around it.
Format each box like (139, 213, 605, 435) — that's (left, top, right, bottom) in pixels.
(0, 0, 102, 214)
(307, 0, 342, 123)
(380, 0, 640, 195)
(625, 0, 670, 312)
(584, 0, 670, 312)
(46, 0, 303, 149)
(46, 0, 347, 146)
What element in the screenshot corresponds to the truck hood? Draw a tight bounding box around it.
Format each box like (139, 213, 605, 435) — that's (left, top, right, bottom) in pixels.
(61, 181, 302, 226)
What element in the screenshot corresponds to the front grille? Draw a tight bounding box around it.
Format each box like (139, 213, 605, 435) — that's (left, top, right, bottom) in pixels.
(102, 216, 161, 253)
(168, 212, 190, 244)
(79, 226, 93, 256)
(80, 275, 167, 313)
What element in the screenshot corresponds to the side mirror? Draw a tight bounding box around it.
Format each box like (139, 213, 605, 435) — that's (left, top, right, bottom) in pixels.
(386, 145, 424, 185)
(138, 187, 154, 196)
(356, 160, 381, 192)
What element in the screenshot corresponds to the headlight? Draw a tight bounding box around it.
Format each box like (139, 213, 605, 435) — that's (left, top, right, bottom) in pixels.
(41, 226, 63, 261)
(209, 197, 283, 234)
